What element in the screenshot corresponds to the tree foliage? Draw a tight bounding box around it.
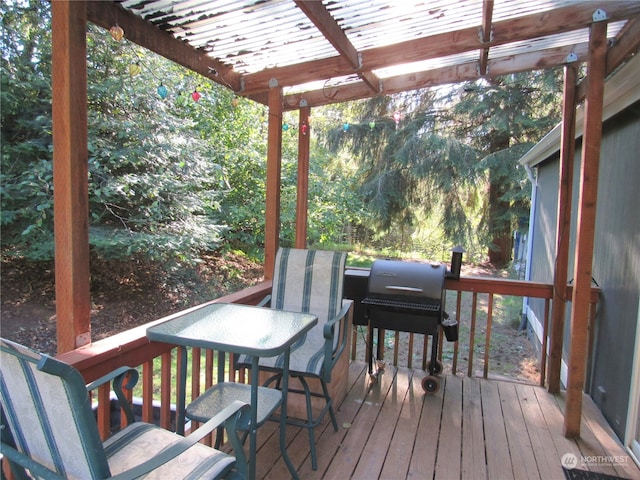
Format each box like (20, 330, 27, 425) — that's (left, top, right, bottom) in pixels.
(1, 0, 364, 263)
(323, 73, 562, 264)
(2, 1, 564, 268)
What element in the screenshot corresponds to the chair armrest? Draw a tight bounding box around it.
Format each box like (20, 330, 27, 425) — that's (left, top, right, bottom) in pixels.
(323, 301, 351, 340)
(321, 300, 352, 382)
(110, 400, 250, 480)
(256, 294, 272, 307)
(86, 367, 139, 425)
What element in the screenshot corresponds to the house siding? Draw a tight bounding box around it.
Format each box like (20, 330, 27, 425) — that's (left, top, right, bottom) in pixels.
(527, 102, 640, 441)
(588, 105, 640, 438)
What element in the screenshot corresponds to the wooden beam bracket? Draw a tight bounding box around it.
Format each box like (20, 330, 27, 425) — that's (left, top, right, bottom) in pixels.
(592, 9, 608, 22)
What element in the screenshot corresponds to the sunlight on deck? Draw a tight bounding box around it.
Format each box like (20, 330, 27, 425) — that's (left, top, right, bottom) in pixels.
(252, 362, 640, 480)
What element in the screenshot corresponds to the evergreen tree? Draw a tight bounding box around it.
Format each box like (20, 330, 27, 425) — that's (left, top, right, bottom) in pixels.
(322, 72, 562, 265)
(449, 72, 562, 266)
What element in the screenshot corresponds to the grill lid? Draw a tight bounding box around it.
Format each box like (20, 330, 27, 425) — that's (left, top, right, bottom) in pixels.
(365, 259, 446, 301)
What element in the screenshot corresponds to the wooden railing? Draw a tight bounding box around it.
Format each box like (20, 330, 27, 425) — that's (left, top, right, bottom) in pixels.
(57, 275, 598, 440)
(57, 281, 271, 439)
(349, 275, 599, 388)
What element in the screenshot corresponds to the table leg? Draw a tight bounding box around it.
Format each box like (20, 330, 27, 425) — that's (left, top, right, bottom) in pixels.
(280, 346, 300, 480)
(176, 346, 187, 436)
(249, 357, 259, 480)
(215, 350, 225, 448)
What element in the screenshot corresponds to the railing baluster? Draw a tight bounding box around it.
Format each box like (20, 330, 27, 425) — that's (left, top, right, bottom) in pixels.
(205, 348, 214, 389)
(351, 327, 358, 361)
(540, 298, 551, 387)
(468, 292, 478, 377)
(452, 290, 462, 375)
(393, 331, 400, 366)
(407, 333, 414, 369)
(192, 346, 201, 401)
(121, 372, 133, 429)
(97, 383, 110, 439)
(160, 351, 172, 430)
(142, 360, 154, 423)
(483, 293, 494, 379)
(422, 334, 428, 370)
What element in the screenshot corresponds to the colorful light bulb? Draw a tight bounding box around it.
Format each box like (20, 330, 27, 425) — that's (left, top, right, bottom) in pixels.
(157, 84, 168, 99)
(128, 63, 141, 76)
(109, 25, 124, 42)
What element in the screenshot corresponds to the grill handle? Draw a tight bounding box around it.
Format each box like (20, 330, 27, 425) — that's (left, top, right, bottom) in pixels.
(384, 285, 423, 293)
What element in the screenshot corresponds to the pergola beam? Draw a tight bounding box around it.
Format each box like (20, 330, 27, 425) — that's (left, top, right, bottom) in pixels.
(281, 44, 589, 110)
(295, 0, 382, 93)
(242, 1, 640, 96)
(479, 0, 494, 76)
(86, 1, 242, 92)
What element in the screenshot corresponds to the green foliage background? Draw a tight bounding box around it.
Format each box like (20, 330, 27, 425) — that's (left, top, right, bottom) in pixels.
(1, 0, 562, 269)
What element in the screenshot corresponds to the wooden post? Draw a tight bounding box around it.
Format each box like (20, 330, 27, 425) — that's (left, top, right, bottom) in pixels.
(564, 19, 608, 438)
(264, 79, 283, 279)
(548, 64, 578, 393)
(51, 1, 91, 353)
(295, 104, 311, 248)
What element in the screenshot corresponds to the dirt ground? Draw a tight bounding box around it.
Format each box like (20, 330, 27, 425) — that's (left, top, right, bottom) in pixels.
(0, 253, 264, 356)
(0, 256, 539, 383)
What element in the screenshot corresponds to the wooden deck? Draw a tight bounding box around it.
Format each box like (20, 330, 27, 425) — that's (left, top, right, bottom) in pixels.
(250, 361, 640, 480)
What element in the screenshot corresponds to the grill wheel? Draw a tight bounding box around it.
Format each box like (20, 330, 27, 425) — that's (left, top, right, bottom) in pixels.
(422, 375, 440, 393)
(427, 359, 443, 375)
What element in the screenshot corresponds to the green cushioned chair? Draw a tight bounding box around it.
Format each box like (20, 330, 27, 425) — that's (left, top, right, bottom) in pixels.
(236, 248, 350, 470)
(0, 337, 249, 480)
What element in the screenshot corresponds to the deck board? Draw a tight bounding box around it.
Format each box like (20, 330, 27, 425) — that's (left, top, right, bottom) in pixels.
(499, 381, 541, 479)
(434, 375, 463, 479)
(379, 368, 422, 480)
(461, 376, 486, 480)
(516, 383, 565, 480)
(253, 361, 640, 479)
(481, 380, 514, 479)
(352, 367, 411, 478)
(407, 369, 442, 479)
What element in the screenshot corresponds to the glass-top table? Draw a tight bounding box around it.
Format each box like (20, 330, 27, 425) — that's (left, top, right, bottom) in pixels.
(146, 302, 317, 480)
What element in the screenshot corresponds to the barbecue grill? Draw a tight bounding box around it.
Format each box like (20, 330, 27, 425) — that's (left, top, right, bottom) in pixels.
(363, 259, 453, 393)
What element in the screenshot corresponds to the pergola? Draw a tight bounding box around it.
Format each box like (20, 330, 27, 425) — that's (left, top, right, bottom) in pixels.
(51, 0, 640, 439)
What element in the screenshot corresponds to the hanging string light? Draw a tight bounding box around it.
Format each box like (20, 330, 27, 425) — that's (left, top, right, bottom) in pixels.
(157, 84, 168, 99)
(106, 24, 245, 108)
(342, 122, 350, 132)
(128, 62, 141, 76)
(369, 121, 376, 130)
(110, 25, 124, 42)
